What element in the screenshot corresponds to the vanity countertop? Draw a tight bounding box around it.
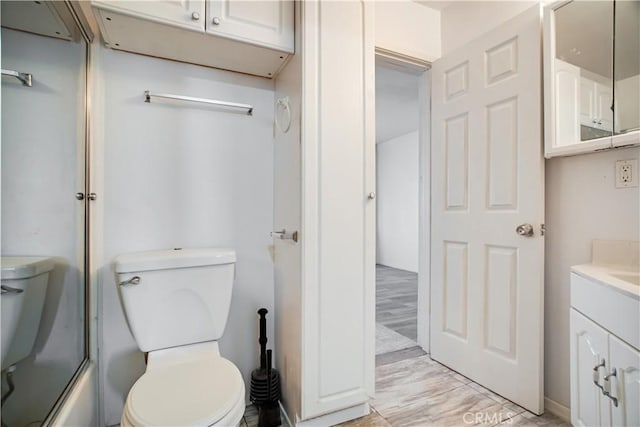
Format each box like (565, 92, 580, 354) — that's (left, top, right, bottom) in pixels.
(571, 263, 639, 300)
(571, 239, 640, 299)
(570, 240, 640, 350)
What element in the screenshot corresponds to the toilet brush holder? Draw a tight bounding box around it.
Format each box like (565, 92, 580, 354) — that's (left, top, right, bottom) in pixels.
(250, 309, 282, 426)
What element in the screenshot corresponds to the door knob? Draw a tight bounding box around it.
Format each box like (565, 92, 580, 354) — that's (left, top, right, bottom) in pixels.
(212, 16, 221, 25)
(515, 223, 534, 237)
(368, 192, 376, 200)
(191, 12, 200, 21)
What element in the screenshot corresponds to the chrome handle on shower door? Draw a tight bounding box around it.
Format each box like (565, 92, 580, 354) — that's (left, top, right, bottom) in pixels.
(1, 285, 24, 295)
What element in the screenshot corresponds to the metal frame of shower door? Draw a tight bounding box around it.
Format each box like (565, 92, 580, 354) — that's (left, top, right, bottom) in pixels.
(41, 1, 95, 425)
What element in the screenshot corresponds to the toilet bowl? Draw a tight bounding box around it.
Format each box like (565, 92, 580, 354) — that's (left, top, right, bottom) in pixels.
(120, 343, 245, 427)
(114, 248, 245, 427)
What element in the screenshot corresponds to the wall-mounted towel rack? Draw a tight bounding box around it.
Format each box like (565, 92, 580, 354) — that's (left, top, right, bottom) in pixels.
(144, 91, 253, 115)
(2, 69, 33, 87)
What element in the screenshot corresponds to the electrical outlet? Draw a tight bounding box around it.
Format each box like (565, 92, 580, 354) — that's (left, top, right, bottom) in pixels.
(615, 159, 639, 188)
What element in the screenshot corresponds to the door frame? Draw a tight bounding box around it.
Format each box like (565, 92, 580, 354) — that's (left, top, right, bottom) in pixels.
(374, 47, 432, 352)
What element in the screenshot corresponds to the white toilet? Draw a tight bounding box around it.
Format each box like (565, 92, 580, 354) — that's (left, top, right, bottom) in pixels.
(1, 256, 54, 370)
(114, 248, 246, 427)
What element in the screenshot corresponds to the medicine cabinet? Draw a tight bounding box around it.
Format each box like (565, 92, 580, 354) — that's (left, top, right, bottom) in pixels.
(544, 0, 640, 158)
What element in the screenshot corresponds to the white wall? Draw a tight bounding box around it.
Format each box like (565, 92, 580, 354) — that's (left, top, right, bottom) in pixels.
(440, 1, 640, 409)
(376, 132, 419, 272)
(94, 47, 275, 425)
(1, 28, 87, 426)
(545, 146, 640, 408)
(375, 65, 420, 143)
(375, 1, 441, 62)
(441, 1, 537, 55)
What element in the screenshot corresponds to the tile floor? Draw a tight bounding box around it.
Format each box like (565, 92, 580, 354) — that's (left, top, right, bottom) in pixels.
(244, 265, 570, 427)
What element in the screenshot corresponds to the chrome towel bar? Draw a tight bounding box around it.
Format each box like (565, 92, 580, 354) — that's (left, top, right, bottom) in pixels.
(144, 90, 253, 115)
(2, 69, 32, 87)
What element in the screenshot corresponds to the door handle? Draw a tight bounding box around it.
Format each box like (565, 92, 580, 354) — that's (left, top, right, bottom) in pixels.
(593, 359, 606, 392)
(271, 229, 299, 243)
(516, 223, 534, 237)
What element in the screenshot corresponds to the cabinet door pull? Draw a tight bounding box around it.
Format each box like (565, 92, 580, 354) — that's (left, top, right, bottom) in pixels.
(592, 359, 606, 392)
(603, 368, 619, 407)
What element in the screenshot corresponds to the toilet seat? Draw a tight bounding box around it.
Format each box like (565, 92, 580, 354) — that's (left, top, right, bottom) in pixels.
(122, 356, 245, 426)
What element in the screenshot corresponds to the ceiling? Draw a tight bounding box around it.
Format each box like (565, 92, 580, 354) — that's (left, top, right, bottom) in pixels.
(375, 65, 420, 144)
(414, 1, 454, 11)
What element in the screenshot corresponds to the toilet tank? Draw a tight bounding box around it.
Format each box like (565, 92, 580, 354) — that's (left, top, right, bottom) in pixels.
(114, 248, 236, 353)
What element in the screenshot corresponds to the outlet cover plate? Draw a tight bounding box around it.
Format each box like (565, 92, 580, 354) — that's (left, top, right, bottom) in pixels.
(615, 159, 639, 188)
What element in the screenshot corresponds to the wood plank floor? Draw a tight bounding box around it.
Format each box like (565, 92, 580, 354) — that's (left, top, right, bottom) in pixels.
(245, 265, 569, 427)
(376, 265, 418, 341)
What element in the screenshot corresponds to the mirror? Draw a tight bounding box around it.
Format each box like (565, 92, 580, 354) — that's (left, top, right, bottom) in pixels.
(1, 1, 90, 425)
(614, 0, 640, 136)
(555, 0, 614, 142)
(545, 0, 640, 157)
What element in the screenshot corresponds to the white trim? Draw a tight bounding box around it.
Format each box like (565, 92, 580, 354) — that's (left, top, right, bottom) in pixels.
(612, 130, 640, 148)
(375, 47, 430, 74)
(295, 403, 369, 427)
(544, 396, 571, 423)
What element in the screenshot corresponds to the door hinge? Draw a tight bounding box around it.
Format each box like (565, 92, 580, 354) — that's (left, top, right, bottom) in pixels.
(540, 224, 545, 236)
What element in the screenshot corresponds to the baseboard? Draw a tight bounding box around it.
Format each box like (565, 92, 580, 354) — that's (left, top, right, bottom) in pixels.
(544, 396, 570, 423)
(295, 403, 370, 427)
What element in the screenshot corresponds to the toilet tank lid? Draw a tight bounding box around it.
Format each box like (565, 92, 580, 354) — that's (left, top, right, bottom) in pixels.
(114, 248, 236, 273)
(1, 256, 55, 280)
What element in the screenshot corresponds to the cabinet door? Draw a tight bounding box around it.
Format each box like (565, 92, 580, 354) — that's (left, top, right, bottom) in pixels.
(555, 60, 581, 146)
(571, 309, 612, 427)
(580, 77, 596, 126)
(609, 335, 640, 427)
(92, 0, 205, 31)
(206, 0, 294, 53)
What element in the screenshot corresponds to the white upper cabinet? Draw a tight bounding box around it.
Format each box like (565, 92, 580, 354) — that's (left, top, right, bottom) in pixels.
(91, 0, 293, 78)
(92, 0, 206, 31)
(554, 59, 581, 146)
(544, 0, 639, 158)
(206, 1, 294, 53)
(580, 76, 613, 132)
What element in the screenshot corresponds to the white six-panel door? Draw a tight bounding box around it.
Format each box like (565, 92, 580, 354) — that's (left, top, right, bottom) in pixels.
(431, 5, 545, 414)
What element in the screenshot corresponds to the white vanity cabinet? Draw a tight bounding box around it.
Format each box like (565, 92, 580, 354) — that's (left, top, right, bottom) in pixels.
(206, 0, 294, 53)
(570, 271, 640, 427)
(570, 309, 611, 427)
(91, 0, 293, 78)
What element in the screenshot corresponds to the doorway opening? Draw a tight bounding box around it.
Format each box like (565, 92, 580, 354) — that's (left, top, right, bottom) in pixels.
(374, 53, 430, 360)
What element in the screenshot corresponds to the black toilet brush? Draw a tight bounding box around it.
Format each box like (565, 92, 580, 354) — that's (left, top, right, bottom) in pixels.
(249, 308, 282, 427)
